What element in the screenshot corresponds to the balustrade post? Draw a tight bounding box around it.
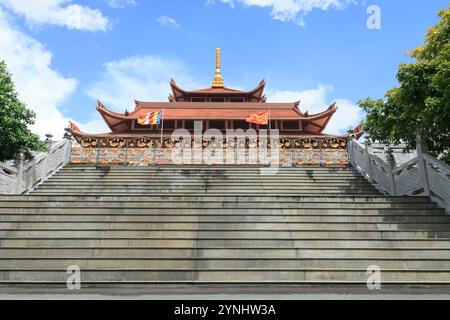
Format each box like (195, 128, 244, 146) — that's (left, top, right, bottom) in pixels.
(13, 151, 25, 194)
(290, 138, 294, 166)
(319, 139, 323, 166)
(416, 129, 430, 196)
(347, 138, 353, 165)
(386, 145, 397, 195)
(364, 140, 374, 183)
(63, 127, 73, 166)
(95, 139, 101, 166)
(124, 139, 129, 166)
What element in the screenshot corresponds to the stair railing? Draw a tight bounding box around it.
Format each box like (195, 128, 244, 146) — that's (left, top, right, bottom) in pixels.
(0, 138, 72, 194)
(348, 133, 450, 214)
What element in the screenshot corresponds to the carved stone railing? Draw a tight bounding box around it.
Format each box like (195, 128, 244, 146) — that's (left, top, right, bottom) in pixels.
(0, 139, 72, 194)
(70, 136, 349, 167)
(348, 137, 450, 214)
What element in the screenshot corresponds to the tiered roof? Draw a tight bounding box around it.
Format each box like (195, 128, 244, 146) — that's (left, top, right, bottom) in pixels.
(71, 48, 341, 139)
(169, 79, 267, 102)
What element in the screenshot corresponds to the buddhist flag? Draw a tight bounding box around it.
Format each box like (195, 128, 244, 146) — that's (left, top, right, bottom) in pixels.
(138, 110, 162, 125)
(246, 111, 269, 125)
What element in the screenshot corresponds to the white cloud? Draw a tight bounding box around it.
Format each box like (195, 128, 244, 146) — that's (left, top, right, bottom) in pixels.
(207, 0, 235, 7)
(268, 84, 362, 134)
(87, 55, 198, 111)
(0, 8, 105, 138)
(157, 16, 180, 28)
(106, 0, 137, 9)
(212, 0, 355, 25)
(0, 0, 110, 31)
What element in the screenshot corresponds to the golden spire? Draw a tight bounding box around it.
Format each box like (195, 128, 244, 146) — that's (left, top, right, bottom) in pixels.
(211, 48, 225, 88)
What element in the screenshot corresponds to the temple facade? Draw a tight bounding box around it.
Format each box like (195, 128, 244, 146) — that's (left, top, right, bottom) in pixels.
(69, 49, 358, 167)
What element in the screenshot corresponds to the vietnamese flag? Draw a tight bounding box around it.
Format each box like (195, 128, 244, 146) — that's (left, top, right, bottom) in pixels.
(246, 111, 269, 125)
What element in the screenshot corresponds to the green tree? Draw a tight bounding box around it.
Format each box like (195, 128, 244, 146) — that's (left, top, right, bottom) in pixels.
(0, 61, 47, 162)
(358, 6, 450, 163)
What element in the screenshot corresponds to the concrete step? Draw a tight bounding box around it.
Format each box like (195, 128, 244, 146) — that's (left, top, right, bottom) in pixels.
(0, 209, 444, 215)
(1, 247, 450, 259)
(1, 222, 450, 230)
(1, 214, 448, 223)
(32, 190, 380, 195)
(1, 238, 450, 248)
(2, 165, 448, 288)
(32, 184, 378, 190)
(1, 269, 450, 282)
(0, 195, 433, 203)
(52, 170, 366, 175)
(41, 182, 374, 187)
(1, 258, 450, 269)
(2, 230, 450, 239)
(0, 202, 438, 210)
(59, 165, 358, 175)
(48, 176, 370, 181)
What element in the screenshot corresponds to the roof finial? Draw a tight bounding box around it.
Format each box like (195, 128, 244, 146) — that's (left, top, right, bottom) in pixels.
(211, 48, 224, 88)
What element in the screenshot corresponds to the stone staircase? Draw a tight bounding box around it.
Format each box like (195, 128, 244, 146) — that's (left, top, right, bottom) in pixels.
(0, 165, 450, 290)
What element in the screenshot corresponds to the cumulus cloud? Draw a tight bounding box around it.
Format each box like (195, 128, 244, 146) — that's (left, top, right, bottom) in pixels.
(211, 0, 355, 25)
(0, 8, 107, 138)
(0, 0, 110, 31)
(106, 0, 137, 9)
(157, 16, 180, 28)
(87, 55, 198, 111)
(268, 84, 362, 134)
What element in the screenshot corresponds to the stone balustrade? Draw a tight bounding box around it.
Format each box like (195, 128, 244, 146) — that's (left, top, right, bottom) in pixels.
(348, 137, 450, 214)
(0, 139, 72, 194)
(69, 136, 349, 167)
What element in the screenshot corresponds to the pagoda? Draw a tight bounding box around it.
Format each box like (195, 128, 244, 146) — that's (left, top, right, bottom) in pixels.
(69, 49, 358, 166)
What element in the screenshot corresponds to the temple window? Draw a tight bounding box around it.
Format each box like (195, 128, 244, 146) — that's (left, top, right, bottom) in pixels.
(233, 120, 250, 130)
(230, 97, 244, 102)
(282, 121, 301, 130)
(210, 97, 225, 102)
(184, 120, 195, 129)
(191, 97, 206, 102)
(164, 120, 175, 129)
(208, 120, 226, 130)
(270, 120, 278, 129)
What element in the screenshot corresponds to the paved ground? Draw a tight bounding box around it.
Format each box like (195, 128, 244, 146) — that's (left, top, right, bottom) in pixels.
(1, 285, 450, 299)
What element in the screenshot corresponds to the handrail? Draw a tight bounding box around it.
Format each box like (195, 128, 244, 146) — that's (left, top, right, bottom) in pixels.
(0, 139, 72, 194)
(348, 138, 450, 214)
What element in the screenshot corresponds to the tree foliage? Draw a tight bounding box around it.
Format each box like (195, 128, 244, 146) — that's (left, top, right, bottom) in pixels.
(358, 6, 450, 163)
(0, 61, 47, 162)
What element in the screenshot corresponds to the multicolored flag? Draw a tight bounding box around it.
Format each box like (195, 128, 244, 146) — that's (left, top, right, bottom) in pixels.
(246, 111, 269, 125)
(138, 110, 162, 125)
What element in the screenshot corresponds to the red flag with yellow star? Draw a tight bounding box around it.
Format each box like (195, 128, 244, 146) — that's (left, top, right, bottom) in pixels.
(246, 111, 269, 125)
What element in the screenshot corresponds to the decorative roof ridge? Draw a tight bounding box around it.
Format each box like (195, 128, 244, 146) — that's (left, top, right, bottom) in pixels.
(169, 78, 266, 98)
(133, 101, 301, 110)
(300, 102, 337, 119)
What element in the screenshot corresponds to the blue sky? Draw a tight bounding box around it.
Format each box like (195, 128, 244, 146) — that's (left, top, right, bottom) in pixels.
(0, 0, 447, 137)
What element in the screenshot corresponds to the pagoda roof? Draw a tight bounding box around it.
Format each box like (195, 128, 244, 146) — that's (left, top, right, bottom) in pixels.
(95, 101, 337, 134)
(169, 79, 266, 102)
